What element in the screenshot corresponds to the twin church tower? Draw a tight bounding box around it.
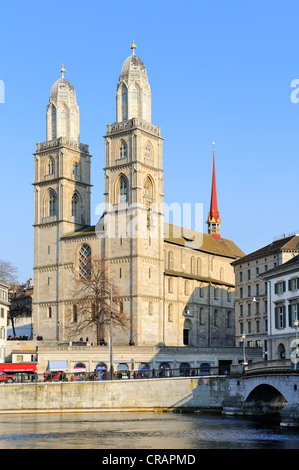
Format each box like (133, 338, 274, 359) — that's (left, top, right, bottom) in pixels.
(33, 42, 240, 347)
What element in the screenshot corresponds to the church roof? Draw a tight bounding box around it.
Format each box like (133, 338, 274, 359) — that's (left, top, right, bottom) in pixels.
(49, 65, 76, 100)
(61, 221, 245, 260)
(120, 40, 147, 76)
(164, 223, 245, 260)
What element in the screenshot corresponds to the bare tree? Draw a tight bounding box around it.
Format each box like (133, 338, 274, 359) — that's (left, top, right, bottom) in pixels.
(0, 260, 18, 284)
(67, 258, 128, 345)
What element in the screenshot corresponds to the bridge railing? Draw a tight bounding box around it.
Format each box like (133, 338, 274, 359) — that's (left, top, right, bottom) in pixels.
(1, 366, 230, 383)
(244, 359, 292, 374)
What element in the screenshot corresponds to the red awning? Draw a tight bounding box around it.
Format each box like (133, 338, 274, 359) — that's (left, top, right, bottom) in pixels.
(0, 363, 37, 373)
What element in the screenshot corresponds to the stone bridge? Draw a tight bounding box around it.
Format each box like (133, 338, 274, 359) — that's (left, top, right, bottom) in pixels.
(224, 360, 299, 427)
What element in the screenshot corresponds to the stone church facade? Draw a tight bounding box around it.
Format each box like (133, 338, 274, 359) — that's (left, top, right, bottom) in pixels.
(33, 43, 246, 352)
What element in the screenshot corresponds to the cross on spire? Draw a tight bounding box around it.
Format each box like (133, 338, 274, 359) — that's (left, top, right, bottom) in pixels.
(131, 40, 137, 55)
(60, 64, 66, 78)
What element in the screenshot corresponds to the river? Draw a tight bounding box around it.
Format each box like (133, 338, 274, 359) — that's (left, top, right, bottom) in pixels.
(0, 411, 298, 450)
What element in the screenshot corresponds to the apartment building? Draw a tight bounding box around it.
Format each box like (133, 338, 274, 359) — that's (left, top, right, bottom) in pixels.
(232, 234, 299, 359)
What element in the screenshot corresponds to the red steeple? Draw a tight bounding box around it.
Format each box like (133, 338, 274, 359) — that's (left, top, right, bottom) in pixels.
(207, 143, 222, 240)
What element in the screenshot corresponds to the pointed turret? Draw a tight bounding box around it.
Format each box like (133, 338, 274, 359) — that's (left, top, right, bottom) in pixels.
(207, 143, 222, 240)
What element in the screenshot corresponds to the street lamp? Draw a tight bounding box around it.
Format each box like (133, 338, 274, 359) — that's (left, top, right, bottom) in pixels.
(242, 334, 247, 366)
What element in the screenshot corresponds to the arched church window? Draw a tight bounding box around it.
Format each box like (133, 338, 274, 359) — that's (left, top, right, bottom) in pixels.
(144, 177, 153, 199)
(51, 105, 57, 139)
(48, 158, 54, 175)
(61, 105, 68, 136)
(145, 143, 152, 160)
(79, 244, 91, 279)
(122, 87, 128, 121)
(49, 192, 56, 216)
(119, 141, 127, 159)
(72, 193, 79, 218)
(119, 176, 128, 203)
(73, 304, 78, 323)
(72, 161, 79, 177)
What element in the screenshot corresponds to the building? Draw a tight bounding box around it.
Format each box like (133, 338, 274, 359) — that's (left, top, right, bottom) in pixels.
(0, 281, 9, 362)
(260, 254, 299, 362)
(232, 234, 299, 359)
(31, 42, 261, 372)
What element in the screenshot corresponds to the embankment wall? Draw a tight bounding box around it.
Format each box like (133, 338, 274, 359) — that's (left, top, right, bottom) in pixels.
(0, 376, 231, 413)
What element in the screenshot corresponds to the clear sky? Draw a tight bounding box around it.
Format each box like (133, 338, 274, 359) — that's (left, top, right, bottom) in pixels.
(1, 0, 299, 282)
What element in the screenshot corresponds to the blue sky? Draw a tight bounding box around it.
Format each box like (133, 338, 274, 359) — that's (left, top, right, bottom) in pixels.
(1, 0, 299, 282)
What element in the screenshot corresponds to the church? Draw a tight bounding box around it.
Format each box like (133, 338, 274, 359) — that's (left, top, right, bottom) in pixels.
(32, 42, 247, 361)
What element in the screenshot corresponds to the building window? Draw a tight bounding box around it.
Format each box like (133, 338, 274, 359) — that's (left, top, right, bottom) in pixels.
(73, 304, 77, 323)
(119, 141, 127, 159)
(239, 304, 243, 317)
(48, 157, 54, 175)
(247, 286, 251, 297)
(148, 302, 153, 315)
(119, 177, 128, 203)
(72, 161, 79, 176)
(247, 303, 251, 316)
(72, 193, 79, 218)
(51, 105, 56, 139)
(168, 304, 173, 322)
(274, 281, 286, 295)
(122, 88, 128, 121)
(289, 303, 299, 326)
(239, 272, 243, 282)
(247, 269, 251, 280)
(168, 277, 173, 293)
(145, 143, 152, 159)
(79, 244, 91, 279)
(289, 278, 299, 291)
(49, 192, 56, 216)
(48, 306, 52, 318)
(275, 305, 286, 329)
(239, 287, 243, 298)
(144, 177, 153, 199)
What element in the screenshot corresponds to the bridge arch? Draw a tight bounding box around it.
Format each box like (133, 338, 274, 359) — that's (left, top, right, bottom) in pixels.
(246, 384, 287, 406)
(242, 382, 288, 415)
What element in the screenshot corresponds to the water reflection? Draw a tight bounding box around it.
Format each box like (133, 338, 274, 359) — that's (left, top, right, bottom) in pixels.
(0, 412, 298, 449)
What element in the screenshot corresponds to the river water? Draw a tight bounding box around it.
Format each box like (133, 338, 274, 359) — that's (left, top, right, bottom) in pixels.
(0, 411, 298, 450)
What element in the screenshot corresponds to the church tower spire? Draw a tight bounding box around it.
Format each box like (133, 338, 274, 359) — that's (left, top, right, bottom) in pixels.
(207, 142, 222, 240)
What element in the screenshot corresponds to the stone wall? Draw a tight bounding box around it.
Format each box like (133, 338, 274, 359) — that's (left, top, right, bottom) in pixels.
(0, 376, 231, 413)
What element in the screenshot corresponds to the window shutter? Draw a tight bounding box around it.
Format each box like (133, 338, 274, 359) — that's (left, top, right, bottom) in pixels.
(275, 307, 279, 329)
(297, 278, 299, 290)
(274, 283, 278, 294)
(289, 279, 292, 291)
(283, 281, 286, 293)
(283, 306, 286, 328)
(288, 304, 292, 327)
